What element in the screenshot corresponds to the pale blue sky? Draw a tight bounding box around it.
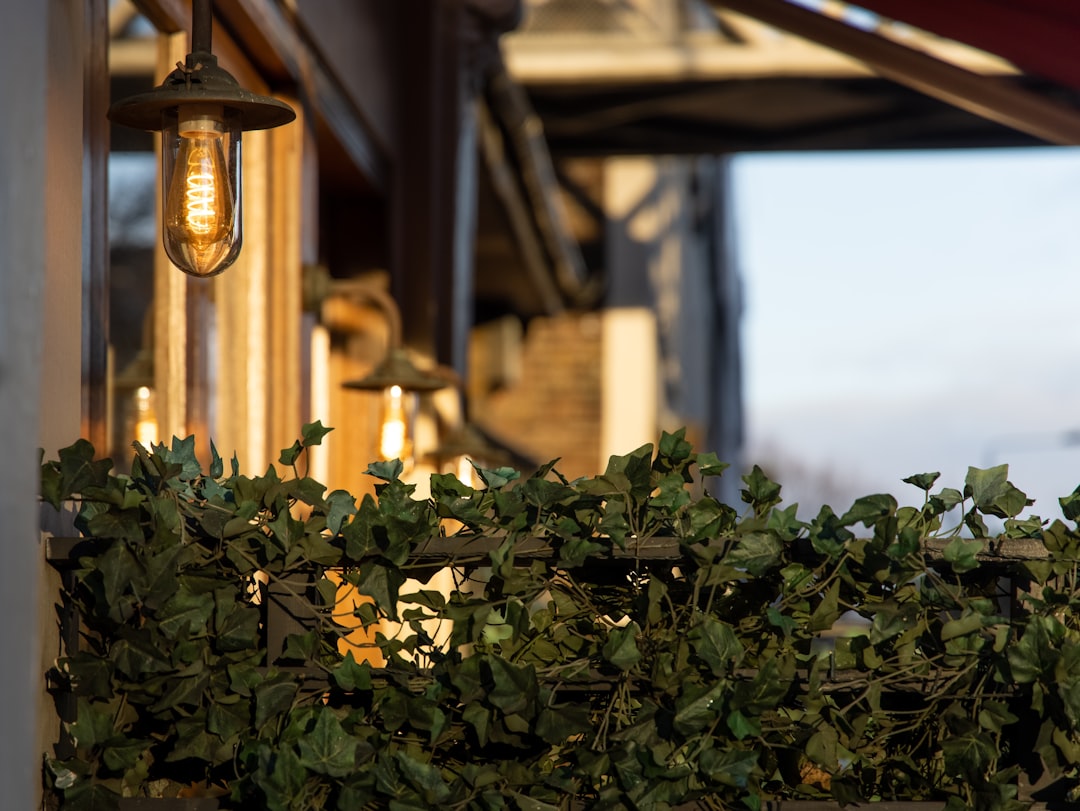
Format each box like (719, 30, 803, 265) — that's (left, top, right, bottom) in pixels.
(732, 147, 1080, 518)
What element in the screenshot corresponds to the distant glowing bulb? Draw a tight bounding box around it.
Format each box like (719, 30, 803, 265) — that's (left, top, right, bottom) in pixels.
(162, 105, 241, 277)
(133, 386, 159, 449)
(379, 385, 414, 465)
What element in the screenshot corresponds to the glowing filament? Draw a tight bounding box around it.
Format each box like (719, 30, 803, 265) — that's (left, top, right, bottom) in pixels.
(379, 385, 412, 463)
(162, 105, 238, 277)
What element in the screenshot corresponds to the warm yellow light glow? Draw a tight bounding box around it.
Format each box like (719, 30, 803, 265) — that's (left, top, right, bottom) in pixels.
(133, 386, 159, 449)
(379, 385, 412, 464)
(163, 105, 237, 277)
(454, 455, 482, 488)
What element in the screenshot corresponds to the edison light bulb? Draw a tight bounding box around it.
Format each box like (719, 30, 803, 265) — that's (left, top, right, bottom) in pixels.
(133, 386, 159, 449)
(162, 105, 241, 277)
(379, 385, 414, 465)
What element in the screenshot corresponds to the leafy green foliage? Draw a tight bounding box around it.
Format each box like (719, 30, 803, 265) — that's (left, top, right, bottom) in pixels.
(40, 426, 1080, 810)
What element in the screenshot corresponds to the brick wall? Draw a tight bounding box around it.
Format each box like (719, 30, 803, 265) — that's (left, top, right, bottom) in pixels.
(473, 312, 604, 480)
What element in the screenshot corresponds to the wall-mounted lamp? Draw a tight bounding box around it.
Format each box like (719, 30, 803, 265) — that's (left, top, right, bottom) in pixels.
(107, 0, 295, 277)
(344, 347, 453, 470)
(316, 270, 454, 471)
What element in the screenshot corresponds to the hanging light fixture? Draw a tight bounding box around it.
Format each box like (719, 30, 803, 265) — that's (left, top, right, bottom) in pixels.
(107, 0, 295, 277)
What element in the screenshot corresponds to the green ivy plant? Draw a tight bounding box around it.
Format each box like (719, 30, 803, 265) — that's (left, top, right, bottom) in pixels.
(40, 424, 1080, 811)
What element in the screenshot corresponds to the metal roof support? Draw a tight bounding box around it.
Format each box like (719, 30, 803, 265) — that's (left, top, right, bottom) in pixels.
(711, 0, 1080, 145)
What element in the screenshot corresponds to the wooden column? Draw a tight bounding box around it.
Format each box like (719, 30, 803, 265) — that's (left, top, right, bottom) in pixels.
(267, 95, 307, 456)
(82, 0, 110, 451)
(391, 0, 474, 372)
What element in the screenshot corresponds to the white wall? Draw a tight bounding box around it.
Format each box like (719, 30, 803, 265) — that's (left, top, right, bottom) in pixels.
(0, 1, 93, 806)
(0, 4, 50, 809)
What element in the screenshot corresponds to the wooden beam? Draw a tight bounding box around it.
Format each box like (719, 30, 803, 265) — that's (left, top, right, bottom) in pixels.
(219, 0, 389, 192)
(83, 0, 110, 452)
(709, 0, 1080, 145)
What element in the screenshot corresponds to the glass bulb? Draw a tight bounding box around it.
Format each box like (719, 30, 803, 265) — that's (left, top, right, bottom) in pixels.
(161, 105, 242, 277)
(133, 386, 159, 449)
(379, 385, 414, 465)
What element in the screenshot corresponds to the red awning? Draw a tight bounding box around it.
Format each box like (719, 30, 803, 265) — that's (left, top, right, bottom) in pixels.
(853, 0, 1080, 90)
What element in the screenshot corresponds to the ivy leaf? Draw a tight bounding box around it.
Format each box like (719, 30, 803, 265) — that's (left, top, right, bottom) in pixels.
(695, 450, 730, 478)
(298, 709, 358, 777)
(395, 751, 451, 802)
(558, 537, 605, 568)
(940, 611, 984, 642)
(162, 435, 203, 480)
(356, 562, 405, 620)
(729, 532, 783, 577)
(366, 459, 404, 482)
(688, 616, 743, 676)
(657, 428, 694, 469)
(767, 607, 798, 637)
(487, 658, 538, 716)
(674, 683, 727, 734)
(252, 741, 306, 810)
(208, 697, 250, 742)
(942, 731, 996, 777)
(255, 676, 299, 732)
(322, 490, 355, 537)
(740, 465, 782, 514)
(602, 443, 655, 499)
(282, 630, 318, 662)
(158, 586, 214, 640)
(301, 420, 334, 447)
(332, 651, 372, 692)
(932, 487, 965, 511)
(69, 698, 116, 750)
(44, 439, 112, 507)
(278, 440, 303, 467)
(840, 493, 897, 528)
(767, 503, 804, 542)
(977, 700, 1019, 733)
(809, 580, 841, 632)
(966, 464, 1031, 519)
(603, 623, 642, 672)
(209, 440, 224, 479)
(806, 724, 840, 771)
(462, 702, 491, 747)
(650, 472, 691, 510)
(699, 747, 759, 788)
(1008, 616, 1061, 684)
(943, 537, 983, 574)
(214, 601, 261, 652)
(476, 464, 520, 489)
(86, 509, 143, 543)
(1060, 486, 1080, 522)
(903, 471, 941, 492)
(683, 496, 732, 542)
(536, 703, 592, 744)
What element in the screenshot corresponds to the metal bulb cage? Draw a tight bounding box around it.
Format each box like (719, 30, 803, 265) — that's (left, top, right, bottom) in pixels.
(107, 1, 295, 276)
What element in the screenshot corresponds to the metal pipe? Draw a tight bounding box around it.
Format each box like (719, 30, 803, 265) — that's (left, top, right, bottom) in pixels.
(191, 0, 212, 54)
